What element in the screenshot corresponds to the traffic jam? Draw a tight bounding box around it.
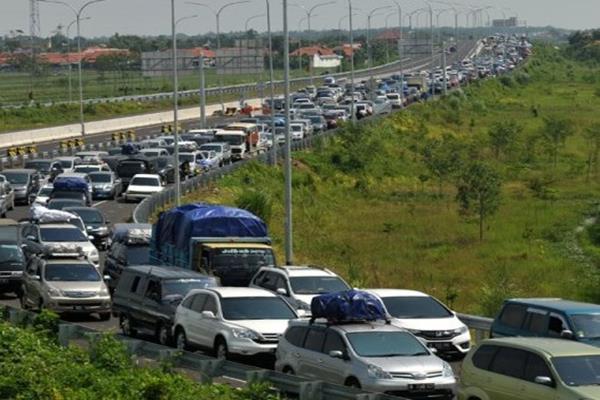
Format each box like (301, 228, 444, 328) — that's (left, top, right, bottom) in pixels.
(4, 36, 595, 400)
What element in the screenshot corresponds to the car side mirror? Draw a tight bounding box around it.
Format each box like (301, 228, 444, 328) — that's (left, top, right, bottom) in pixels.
(26, 235, 36, 241)
(534, 376, 554, 387)
(103, 275, 111, 281)
(276, 288, 289, 296)
(329, 350, 345, 359)
(88, 235, 94, 241)
(560, 329, 574, 340)
(31, 275, 41, 281)
(201, 310, 216, 319)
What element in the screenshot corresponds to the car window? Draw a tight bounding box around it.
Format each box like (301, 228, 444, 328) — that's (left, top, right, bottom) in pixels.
(489, 347, 528, 379)
(190, 294, 207, 313)
(524, 310, 548, 334)
(181, 295, 195, 309)
(304, 328, 326, 352)
(273, 276, 287, 292)
(524, 353, 553, 384)
(130, 276, 141, 293)
(203, 296, 218, 314)
(285, 326, 309, 347)
(472, 344, 498, 370)
(323, 330, 346, 354)
(548, 314, 567, 337)
(499, 304, 527, 328)
(145, 280, 161, 301)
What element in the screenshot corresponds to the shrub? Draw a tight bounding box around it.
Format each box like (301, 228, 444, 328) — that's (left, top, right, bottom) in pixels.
(234, 189, 273, 225)
(499, 75, 515, 87)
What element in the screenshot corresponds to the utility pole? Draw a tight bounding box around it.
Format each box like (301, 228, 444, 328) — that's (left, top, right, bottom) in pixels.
(199, 53, 206, 128)
(283, 0, 293, 265)
(266, 0, 277, 165)
(442, 40, 447, 96)
(348, 0, 356, 123)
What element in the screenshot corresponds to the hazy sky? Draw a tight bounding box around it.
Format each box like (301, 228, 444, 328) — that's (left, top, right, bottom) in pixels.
(1, 0, 598, 39)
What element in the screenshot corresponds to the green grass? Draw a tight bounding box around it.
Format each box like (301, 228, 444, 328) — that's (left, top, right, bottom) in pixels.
(171, 45, 600, 316)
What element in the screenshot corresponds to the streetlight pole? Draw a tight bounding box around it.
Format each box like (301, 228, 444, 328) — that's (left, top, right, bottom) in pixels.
(297, 16, 308, 75)
(39, 0, 107, 136)
(384, 12, 398, 64)
(266, 0, 277, 166)
(291, 1, 336, 86)
(390, 0, 403, 103)
(65, 17, 90, 103)
(187, 1, 250, 114)
(283, 0, 293, 265)
(367, 6, 392, 97)
(348, 0, 356, 123)
(245, 13, 265, 32)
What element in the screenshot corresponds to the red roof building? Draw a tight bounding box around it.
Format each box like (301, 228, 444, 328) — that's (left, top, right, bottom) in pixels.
(290, 45, 336, 57)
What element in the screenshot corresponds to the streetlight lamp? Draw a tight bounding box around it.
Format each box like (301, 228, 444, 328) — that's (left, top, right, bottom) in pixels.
(65, 17, 90, 103)
(291, 1, 336, 85)
(39, 0, 107, 136)
(187, 1, 250, 113)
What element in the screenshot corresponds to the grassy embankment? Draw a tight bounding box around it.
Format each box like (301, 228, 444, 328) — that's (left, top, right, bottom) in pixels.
(171, 45, 600, 316)
(0, 311, 279, 399)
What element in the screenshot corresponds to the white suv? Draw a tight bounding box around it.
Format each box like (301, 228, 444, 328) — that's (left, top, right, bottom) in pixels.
(249, 266, 351, 313)
(276, 319, 456, 398)
(173, 287, 299, 359)
(368, 289, 471, 360)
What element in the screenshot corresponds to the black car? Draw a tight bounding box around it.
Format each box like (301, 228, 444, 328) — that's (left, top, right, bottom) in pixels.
(63, 207, 110, 250)
(24, 159, 63, 181)
(104, 223, 152, 292)
(0, 219, 25, 295)
(116, 158, 153, 188)
(112, 265, 218, 345)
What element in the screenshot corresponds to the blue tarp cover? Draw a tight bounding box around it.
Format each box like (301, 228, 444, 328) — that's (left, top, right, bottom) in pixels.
(153, 203, 268, 250)
(53, 176, 89, 192)
(311, 290, 388, 323)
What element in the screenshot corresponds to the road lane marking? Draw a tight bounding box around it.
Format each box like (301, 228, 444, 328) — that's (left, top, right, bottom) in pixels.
(93, 200, 107, 208)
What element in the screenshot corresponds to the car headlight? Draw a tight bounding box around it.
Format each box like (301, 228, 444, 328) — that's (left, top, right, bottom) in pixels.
(367, 364, 391, 380)
(99, 286, 109, 296)
(102, 184, 112, 190)
(47, 286, 62, 297)
(231, 328, 259, 340)
(453, 326, 469, 335)
(90, 249, 99, 260)
(442, 362, 454, 378)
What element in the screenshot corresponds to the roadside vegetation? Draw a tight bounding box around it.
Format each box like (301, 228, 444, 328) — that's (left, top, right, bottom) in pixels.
(178, 43, 600, 316)
(0, 309, 279, 399)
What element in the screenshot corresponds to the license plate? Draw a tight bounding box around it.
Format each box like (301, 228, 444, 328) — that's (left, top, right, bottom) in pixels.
(429, 342, 451, 349)
(73, 305, 87, 310)
(408, 384, 434, 391)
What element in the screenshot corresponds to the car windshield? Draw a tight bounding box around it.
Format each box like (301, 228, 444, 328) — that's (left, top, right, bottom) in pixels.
(571, 314, 600, 339)
(200, 151, 212, 159)
(216, 135, 245, 145)
(553, 355, 600, 386)
(125, 245, 150, 264)
(179, 154, 195, 163)
(25, 161, 52, 172)
(48, 200, 84, 210)
(71, 209, 104, 224)
(0, 244, 24, 264)
(40, 227, 88, 242)
(117, 162, 147, 177)
(130, 177, 159, 187)
(90, 174, 111, 183)
(381, 296, 452, 319)
(38, 187, 53, 196)
(74, 167, 99, 174)
(211, 248, 275, 270)
(347, 331, 429, 357)
(221, 297, 296, 320)
(200, 145, 221, 153)
(163, 278, 216, 297)
(3, 172, 29, 185)
(143, 151, 160, 157)
(44, 264, 100, 282)
(290, 276, 350, 295)
(52, 191, 85, 200)
(59, 160, 74, 168)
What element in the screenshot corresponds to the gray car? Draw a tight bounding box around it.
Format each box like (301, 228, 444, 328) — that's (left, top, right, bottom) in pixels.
(2, 169, 40, 205)
(88, 171, 122, 199)
(0, 175, 15, 211)
(276, 320, 456, 399)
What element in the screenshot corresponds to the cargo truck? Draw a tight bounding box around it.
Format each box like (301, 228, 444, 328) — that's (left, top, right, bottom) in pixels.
(150, 204, 276, 286)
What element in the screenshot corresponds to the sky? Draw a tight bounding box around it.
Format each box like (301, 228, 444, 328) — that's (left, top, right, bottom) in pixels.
(0, 0, 598, 39)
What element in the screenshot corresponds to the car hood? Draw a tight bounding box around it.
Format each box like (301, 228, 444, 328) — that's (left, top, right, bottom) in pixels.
(229, 319, 290, 335)
(389, 316, 464, 331)
(569, 386, 600, 398)
(127, 185, 163, 193)
(47, 281, 105, 292)
(361, 354, 444, 374)
(294, 294, 318, 306)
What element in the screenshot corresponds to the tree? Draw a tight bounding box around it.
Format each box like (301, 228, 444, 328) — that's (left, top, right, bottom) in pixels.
(421, 134, 464, 196)
(456, 162, 502, 241)
(540, 116, 574, 167)
(488, 120, 522, 159)
(584, 123, 600, 179)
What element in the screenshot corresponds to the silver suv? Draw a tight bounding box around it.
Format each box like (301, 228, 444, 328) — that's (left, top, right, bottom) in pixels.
(276, 320, 456, 399)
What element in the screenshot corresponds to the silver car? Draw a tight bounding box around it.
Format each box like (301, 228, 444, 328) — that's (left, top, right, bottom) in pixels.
(276, 320, 456, 399)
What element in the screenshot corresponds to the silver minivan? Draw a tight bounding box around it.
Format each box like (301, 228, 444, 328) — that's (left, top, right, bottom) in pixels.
(276, 320, 456, 399)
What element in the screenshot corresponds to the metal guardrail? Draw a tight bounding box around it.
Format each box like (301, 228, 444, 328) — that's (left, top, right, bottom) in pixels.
(1, 305, 405, 400)
(457, 314, 493, 344)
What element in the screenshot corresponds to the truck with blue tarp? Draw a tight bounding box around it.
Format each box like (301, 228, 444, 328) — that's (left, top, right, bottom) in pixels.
(150, 204, 276, 286)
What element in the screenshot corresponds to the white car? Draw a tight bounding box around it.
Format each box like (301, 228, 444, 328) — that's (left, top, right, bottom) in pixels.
(55, 156, 80, 173)
(139, 148, 169, 158)
(173, 287, 299, 358)
(123, 174, 164, 202)
(32, 184, 54, 206)
(290, 123, 305, 141)
(250, 266, 351, 313)
(368, 289, 471, 359)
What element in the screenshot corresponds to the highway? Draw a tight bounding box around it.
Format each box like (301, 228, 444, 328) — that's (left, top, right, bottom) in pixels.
(0, 40, 479, 380)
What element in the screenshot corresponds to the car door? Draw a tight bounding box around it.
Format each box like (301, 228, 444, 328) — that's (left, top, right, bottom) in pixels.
(297, 327, 327, 379)
(195, 294, 221, 348)
(184, 293, 207, 345)
(522, 308, 549, 337)
(140, 279, 162, 331)
(520, 352, 558, 400)
(485, 346, 528, 400)
(320, 329, 349, 384)
(22, 258, 40, 306)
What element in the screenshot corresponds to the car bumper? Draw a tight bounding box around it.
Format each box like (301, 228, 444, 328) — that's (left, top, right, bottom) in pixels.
(420, 332, 471, 357)
(45, 297, 112, 314)
(227, 338, 278, 356)
(92, 190, 113, 198)
(14, 191, 28, 201)
(124, 192, 154, 201)
(362, 377, 456, 399)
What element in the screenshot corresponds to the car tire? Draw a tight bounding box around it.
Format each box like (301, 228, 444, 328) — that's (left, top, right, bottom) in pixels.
(98, 312, 111, 321)
(119, 314, 137, 337)
(19, 292, 29, 310)
(156, 323, 171, 347)
(345, 377, 361, 389)
(175, 328, 189, 351)
(282, 366, 295, 375)
(214, 337, 229, 360)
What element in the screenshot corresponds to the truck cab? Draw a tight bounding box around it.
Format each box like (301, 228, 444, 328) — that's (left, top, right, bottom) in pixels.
(192, 242, 275, 287)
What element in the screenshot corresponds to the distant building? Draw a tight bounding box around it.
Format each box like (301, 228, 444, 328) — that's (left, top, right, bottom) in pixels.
(0, 46, 129, 68)
(290, 46, 342, 68)
(492, 17, 518, 28)
(333, 43, 362, 58)
(141, 48, 216, 77)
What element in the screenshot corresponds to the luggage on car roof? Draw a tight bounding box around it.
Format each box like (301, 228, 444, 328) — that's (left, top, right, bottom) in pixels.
(310, 290, 388, 323)
(53, 176, 88, 192)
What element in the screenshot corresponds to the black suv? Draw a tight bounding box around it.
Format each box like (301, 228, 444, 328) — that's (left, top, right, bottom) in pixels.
(0, 219, 25, 295)
(112, 265, 218, 345)
(64, 207, 111, 250)
(104, 224, 151, 293)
